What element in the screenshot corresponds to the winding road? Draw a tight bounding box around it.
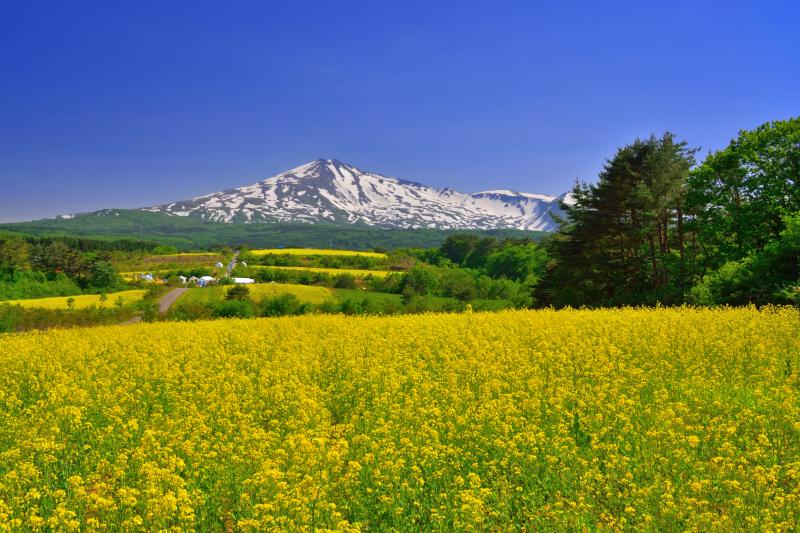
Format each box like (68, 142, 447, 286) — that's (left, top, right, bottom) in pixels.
(123, 288, 188, 325)
(124, 251, 237, 325)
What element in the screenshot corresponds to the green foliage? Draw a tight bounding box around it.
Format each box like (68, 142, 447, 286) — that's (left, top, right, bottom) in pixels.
(485, 243, 547, 281)
(0, 235, 28, 275)
(212, 300, 254, 319)
(140, 301, 160, 322)
(332, 273, 357, 289)
(28, 241, 88, 279)
(544, 132, 697, 306)
(258, 294, 311, 317)
(686, 117, 800, 263)
(166, 301, 214, 322)
(0, 271, 82, 300)
(152, 245, 180, 255)
(688, 213, 800, 305)
(88, 260, 121, 291)
(0, 209, 545, 251)
(438, 268, 477, 301)
(225, 284, 251, 301)
(401, 265, 440, 300)
(0, 303, 136, 333)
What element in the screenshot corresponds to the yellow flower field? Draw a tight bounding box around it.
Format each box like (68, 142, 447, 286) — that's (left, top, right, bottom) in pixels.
(250, 265, 392, 278)
(0, 307, 798, 530)
(249, 248, 387, 258)
(179, 283, 333, 305)
(1, 289, 146, 309)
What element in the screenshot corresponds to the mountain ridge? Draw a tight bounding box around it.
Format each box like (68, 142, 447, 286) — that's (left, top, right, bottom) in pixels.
(142, 159, 571, 232)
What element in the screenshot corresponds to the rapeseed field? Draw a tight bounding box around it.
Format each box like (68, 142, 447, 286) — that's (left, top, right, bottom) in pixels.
(249, 248, 387, 259)
(250, 265, 392, 278)
(179, 283, 334, 306)
(0, 307, 798, 531)
(2, 289, 146, 309)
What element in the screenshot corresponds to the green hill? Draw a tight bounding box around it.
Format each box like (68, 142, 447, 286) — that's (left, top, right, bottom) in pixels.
(0, 209, 547, 251)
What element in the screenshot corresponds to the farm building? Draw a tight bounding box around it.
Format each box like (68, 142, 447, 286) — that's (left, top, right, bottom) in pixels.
(232, 277, 255, 284)
(197, 276, 216, 287)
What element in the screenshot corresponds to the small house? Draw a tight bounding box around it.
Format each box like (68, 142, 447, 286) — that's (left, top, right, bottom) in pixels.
(197, 275, 216, 288)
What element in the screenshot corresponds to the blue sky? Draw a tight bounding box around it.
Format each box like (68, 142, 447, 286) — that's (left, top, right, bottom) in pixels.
(1, 0, 798, 222)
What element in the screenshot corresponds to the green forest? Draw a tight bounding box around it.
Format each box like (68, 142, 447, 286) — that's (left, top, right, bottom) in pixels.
(542, 117, 798, 307)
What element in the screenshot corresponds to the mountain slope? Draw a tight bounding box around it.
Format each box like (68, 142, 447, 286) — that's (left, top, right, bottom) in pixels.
(144, 159, 570, 231)
(1, 209, 546, 251)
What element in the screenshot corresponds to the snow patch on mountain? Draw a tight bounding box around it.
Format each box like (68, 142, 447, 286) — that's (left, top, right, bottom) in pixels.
(144, 159, 572, 231)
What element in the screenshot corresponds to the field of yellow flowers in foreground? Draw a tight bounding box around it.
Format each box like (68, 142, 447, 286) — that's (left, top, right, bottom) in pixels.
(0, 307, 798, 531)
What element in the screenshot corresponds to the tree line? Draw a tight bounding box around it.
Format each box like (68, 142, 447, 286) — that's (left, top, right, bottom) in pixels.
(541, 118, 799, 307)
(0, 238, 126, 300)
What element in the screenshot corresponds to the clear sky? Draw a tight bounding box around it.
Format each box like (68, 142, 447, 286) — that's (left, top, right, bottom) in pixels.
(1, 1, 798, 222)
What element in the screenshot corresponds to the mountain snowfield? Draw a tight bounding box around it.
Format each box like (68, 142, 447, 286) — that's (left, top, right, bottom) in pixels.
(144, 159, 573, 231)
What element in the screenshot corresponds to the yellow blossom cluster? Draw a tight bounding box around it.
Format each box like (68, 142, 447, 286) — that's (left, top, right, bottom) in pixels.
(178, 282, 334, 306)
(249, 265, 392, 278)
(0, 306, 798, 530)
(2, 290, 146, 310)
(249, 248, 387, 259)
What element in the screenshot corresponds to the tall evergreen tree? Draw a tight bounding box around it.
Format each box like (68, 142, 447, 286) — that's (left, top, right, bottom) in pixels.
(543, 133, 696, 306)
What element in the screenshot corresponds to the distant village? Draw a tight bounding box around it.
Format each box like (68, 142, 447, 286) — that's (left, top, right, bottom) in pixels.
(133, 251, 254, 287)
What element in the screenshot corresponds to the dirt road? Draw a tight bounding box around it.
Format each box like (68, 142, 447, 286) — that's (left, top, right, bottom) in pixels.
(123, 287, 188, 325)
(157, 288, 189, 312)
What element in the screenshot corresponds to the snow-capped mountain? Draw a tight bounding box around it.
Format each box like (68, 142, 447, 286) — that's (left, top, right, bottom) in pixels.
(144, 159, 572, 231)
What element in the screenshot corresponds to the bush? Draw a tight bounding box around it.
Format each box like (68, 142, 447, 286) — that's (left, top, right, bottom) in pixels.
(167, 302, 214, 322)
(333, 273, 357, 289)
(0, 303, 135, 333)
(258, 294, 310, 317)
(225, 285, 251, 301)
(0, 271, 82, 300)
(212, 300, 254, 319)
(140, 301, 160, 322)
(401, 266, 440, 302)
(439, 268, 477, 301)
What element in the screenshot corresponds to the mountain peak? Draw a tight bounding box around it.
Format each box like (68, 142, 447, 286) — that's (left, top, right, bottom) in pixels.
(144, 160, 568, 231)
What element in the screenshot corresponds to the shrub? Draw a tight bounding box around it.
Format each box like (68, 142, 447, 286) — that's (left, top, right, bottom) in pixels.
(333, 273, 357, 289)
(225, 285, 251, 301)
(258, 294, 310, 317)
(212, 300, 254, 319)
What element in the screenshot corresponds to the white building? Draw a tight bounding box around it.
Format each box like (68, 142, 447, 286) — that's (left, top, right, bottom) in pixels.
(197, 275, 216, 287)
(232, 277, 255, 284)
